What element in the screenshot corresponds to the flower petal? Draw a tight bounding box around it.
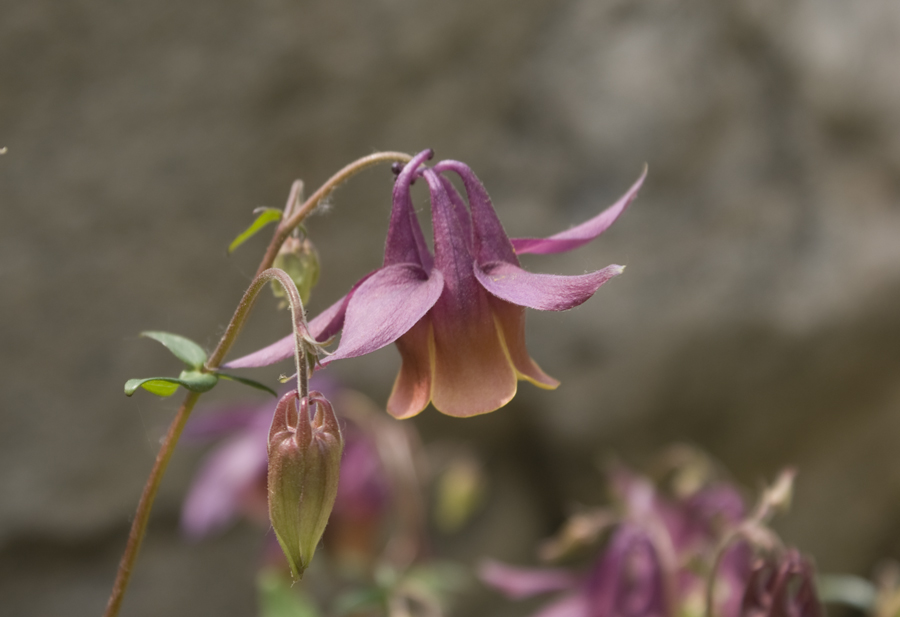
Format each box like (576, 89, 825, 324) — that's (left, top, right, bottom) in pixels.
(423, 169, 518, 417)
(222, 335, 293, 370)
(181, 422, 269, 539)
(490, 297, 559, 389)
(479, 560, 580, 599)
(433, 160, 518, 266)
(385, 149, 435, 268)
(586, 525, 666, 617)
(511, 167, 646, 255)
(439, 174, 472, 249)
(222, 271, 377, 369)
(387, 318, 434, 419)
(476, 261, 624, 312)
(323, 263, 444, 363)
(430, 288, 517, 417)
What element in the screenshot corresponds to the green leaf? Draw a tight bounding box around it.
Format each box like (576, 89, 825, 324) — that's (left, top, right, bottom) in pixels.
(140, 331, 207, 369)
(125, 378, 181, 397)
(217, 373, 278, 396)
(124, 371, 219, 397)
(229, 208, 282, 254)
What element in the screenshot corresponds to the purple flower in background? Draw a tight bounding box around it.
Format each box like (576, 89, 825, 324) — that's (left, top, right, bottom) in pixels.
(181, 405, 271, 538)
(226, 149, 645, 418)
(481, 525, 666, 617)
(741, 551, 823, 617)
(481, 464, 753, 617)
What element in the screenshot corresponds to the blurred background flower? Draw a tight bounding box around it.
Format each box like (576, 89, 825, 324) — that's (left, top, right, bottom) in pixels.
(481, 455, 824, 617)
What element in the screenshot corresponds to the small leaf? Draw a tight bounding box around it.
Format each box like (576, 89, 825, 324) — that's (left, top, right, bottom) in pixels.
(217, 373, 278, 396)
(125, 378, 181, 397)
(141, 331, 208, 369)
(228, 208, 282, 254)
(124, 371, 219, 397)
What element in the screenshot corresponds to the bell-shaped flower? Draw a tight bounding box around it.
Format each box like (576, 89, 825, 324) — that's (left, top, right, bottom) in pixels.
(226, 150, 645, 418)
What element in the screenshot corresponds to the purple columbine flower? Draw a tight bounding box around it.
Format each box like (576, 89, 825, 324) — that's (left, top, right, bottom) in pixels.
(481, 525, 666, 617)
(226, 150, 645, 418)
(481, 464, 753, 617)
(740, 551, 823, 617)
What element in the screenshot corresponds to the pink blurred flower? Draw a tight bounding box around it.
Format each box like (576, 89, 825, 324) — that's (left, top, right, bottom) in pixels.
(481, 465, 753, 617)
(741, 551, 822, 617)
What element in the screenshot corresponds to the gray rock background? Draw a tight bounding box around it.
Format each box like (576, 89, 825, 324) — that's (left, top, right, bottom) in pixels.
(3, 0, 900, 614)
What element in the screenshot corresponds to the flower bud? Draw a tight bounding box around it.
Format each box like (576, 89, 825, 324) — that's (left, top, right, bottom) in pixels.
(272, 236, 320, 306)
(267, 390, 343, 579)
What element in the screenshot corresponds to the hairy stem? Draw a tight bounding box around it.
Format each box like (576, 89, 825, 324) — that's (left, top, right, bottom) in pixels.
(104, 151, 410, 617)
(256, 151, 412, 278)
(209, 268, 312, 398)
(102, 392, 200, 617)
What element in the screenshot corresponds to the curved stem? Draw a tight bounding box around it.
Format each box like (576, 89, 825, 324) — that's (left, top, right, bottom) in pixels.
(256, 151, 412, 278)
(210, 268, 311, 398)
(103, 392, 200, 617)
(207, 268, 311, 386)
(104, 270, 309, 617)
(103, 151, 411, 617)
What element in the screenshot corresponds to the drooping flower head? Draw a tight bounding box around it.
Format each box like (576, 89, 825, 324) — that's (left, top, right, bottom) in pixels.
(226, 150, 645, 418)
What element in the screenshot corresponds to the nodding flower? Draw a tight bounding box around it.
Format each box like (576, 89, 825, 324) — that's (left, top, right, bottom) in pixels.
(226, 150, 645, 418)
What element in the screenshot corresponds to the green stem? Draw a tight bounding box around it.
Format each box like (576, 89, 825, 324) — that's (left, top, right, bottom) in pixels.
(103, 151, 411, 617)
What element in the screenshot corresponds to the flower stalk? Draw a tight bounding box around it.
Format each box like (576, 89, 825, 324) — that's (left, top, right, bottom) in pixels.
(103, 151, 412, 617)
(256, 151, 414, 279)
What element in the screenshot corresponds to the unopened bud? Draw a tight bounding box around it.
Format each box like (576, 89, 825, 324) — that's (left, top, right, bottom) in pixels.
(267, 390, 343, 579)
(273, 236, 320, 306)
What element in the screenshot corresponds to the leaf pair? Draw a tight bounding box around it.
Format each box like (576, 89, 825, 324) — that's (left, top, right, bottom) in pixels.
(125, 331, 275, 398)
